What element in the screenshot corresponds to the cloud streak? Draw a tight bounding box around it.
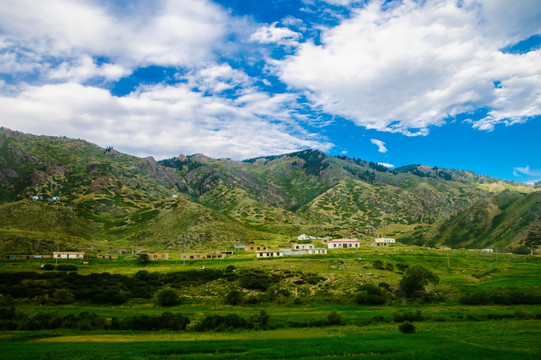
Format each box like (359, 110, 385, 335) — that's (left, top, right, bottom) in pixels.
(370, 139, 387, 153)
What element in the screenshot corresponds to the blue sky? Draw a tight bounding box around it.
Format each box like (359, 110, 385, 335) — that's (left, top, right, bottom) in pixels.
(0, 0, 540, 183)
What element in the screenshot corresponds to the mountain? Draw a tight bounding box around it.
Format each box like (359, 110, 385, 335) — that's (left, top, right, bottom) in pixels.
(399, 191, 541, 251)
(0, 128, 537, 253)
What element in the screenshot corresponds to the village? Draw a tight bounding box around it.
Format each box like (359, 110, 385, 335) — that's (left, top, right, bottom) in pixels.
(0, 235, 397, 262)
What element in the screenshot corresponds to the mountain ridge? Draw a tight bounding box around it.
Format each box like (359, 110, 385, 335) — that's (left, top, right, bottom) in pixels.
(0, 128, 537, 253)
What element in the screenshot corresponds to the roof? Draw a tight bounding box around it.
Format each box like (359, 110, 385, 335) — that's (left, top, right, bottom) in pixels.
(329, 239, 359, 242)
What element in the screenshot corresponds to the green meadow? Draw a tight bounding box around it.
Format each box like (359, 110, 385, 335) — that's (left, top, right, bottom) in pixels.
(1, 245, 540, 359)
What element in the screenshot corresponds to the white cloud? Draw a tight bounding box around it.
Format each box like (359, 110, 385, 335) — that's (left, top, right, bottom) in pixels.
(277, 0, 541, 135)
(0, 82, 332, 160)
(250, 22, 302, 46)
(377, 162, 394, 169)
(513, 165, 541, 183)
(370, 138, 387, 153)
(0, 0, 228, 80)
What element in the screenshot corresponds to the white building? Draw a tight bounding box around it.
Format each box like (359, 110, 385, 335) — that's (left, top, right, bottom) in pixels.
(375, 238, 395, 244)
(481, 249, 493, 252)
(256, 250, 284, 258)
(327, 239, 360, 249)
(291, 243, 315, 250)
(298, 234, 310, 241)
(282, 248, 327, 256)
(53, 252, 84, 259)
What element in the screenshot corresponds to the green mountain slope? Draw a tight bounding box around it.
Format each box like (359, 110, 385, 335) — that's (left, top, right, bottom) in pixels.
(1, 128, 537, 253)
(401, 191, 541, 251)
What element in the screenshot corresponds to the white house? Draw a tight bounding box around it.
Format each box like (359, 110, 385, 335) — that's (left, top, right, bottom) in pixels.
(375, 238, 395, 244)
(291, 243, 315, 251)
(53, 252, 84, 259)
(256, 251, 284, 258)
(298, 234, 310, 241)
(283, 248, 327, 256)
(327, 239, 360, 249)
(481, 249, 493, 252)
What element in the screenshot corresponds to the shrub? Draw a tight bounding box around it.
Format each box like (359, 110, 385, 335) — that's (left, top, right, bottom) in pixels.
(56, 264, 77, 271)
(225, 290, 244, 305)
(356, 284, 386, 305)
(385, 262, 394, 271)
(512, 245, 530, 255)
(396, 263, 409, 272)
(196, 314, 251, 332)
(392, 310, 422, 323)
(138, 253, 150, 264)
(52, 289, 74, 304)
(41, 264, 55, 271)
(459, 292, 491, 305)
(156, 288, 180, 307)
(372, 260, 385, 270)
(327, 311, 343, 326)
(399, 265, 439, 298)
(398, 321, 415, 333)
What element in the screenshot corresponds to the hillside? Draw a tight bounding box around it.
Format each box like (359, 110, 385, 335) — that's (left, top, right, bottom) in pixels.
(401, 191, 541, 251)
(0, 128, 538, 253)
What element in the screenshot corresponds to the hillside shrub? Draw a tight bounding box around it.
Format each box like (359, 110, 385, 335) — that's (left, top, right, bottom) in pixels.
(399, 265, 439, 298)
(56, 264, 77, 271)
(396, 263, 409, 272)
(372, 260, 384, 270)
(52, 288, 74, 304)
(138, 253, 150, 264)
(225, 289, 244, 305)
(398, 321, 415, 333)
(41, 264, 55, 271)
(196, 314, 251, 332)
(327, 311, 343, 326)
(156, 288, 180, 307)
(392, 310, 422, 323)
(356, 284, 386, 305)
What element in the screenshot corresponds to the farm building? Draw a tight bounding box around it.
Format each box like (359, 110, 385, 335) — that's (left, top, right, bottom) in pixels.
(256, 250, 283, 258)
(146, 252, 169, 260)
(282, 248, 327, 256)
(96, 254, 119, 259)
(245, 245, 269, 252)
(53, 252, 84, 259)
(371, 238, 396, 247)
(291, 243, 315, 250)
(181, 253, 226, 260)
(327, 239, 360, 249)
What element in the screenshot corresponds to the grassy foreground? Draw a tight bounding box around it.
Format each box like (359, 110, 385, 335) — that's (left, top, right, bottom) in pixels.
(1, 320, 539, 360)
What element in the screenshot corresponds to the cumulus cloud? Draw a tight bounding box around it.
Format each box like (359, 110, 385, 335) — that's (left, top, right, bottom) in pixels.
(249, 22, 302, 46)
(370, 139, 387, 153)
(277, 0, 541, 135)
(378, 162, 394, 169)
(0, 82, 331, 160)
(0, 0, 228, 80)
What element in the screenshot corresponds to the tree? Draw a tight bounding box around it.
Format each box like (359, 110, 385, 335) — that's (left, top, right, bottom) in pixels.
(156, 288, 180, 307)
(225, 290, 244, 305)
(138, 253, 150, 264)
(399, 265, 439, 298)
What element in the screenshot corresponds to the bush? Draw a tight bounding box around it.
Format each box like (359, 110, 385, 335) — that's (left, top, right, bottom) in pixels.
(392, 310, 422, 323)
(398, 321, 415, 333)
(372, 260, 385, 270)
(399, 265, 439, 298)
(327, 311, 343, 326)
(56, 264, 77, 271)
(196, 314, 251, 332)
(385, 263, 394, 271)
(512, 245, 530, 255)
(396, 263, 409, 272)
(138, 254, 150, 264)
(156, 288, 180, 307)
(225, 290, 244, 305)
(41, 264, 55, 271)
(52, 289, 74, 304)
(356, 284, 386, 305)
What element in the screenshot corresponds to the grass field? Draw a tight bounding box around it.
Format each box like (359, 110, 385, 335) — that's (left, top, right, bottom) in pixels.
(1, 245, 540, 359)
(1, 320, 540, 359)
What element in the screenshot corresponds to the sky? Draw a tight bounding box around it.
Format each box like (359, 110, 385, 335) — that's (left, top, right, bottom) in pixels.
(0, 0, 540, 183)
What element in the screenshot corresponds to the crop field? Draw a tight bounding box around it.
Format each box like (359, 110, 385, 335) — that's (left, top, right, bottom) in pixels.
(0, 245, 540, 359)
